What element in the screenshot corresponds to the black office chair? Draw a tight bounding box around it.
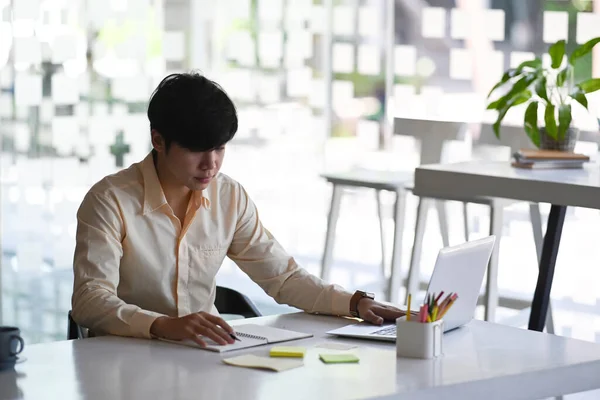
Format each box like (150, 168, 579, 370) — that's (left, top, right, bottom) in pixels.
(215, 285, 262, 319)
(67, 310, 85, 340)
(67, 286, 262, 340)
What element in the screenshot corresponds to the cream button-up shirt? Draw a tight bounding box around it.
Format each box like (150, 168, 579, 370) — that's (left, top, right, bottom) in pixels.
(72, 153, 352, 338)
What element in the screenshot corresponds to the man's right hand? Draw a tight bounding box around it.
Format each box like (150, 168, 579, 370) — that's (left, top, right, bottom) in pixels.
(150, 312, 235, 347)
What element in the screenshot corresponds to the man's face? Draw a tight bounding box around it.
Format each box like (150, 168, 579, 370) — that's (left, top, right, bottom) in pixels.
(152, 131, 225, 191)
(168, 144, 225, 191)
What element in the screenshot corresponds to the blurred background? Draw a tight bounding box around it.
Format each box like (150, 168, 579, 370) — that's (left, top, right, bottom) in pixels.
(1, 0, 600, 354)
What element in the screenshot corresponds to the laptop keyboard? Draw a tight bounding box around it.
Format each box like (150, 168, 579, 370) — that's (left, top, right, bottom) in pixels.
(373, 325, 397, 336)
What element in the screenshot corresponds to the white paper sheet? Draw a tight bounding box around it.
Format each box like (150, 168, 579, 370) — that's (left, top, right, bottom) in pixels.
(333, 43, 354, 73)
(86, 0, 112, 30)
(51, 34, 79, 63)
(13, 0, 40, 20)
(422, 7, 445, 38)
(14, 37, 41, 64)
(52, 117, 79, 155)
(357, 45, 380, 75)
(287, 67, 312, 97)
(577, 12, 600, 44)
(112, 77, 150, 102)
(449, 48, 472, 80)
(15, 73, 42, 106)
(257, 75, 280, 103)
(258, 0, 283, 21)
(358, 7, 379, 37)
(229, 0, 251, 19)
(259, 31, 283, 64)
(310, 6, 326, 34)
(52, 74, 80, 105)
(543, 11, 568, 43)
(450, 9, 467, 40)
(163, 31, 185, 62)
(223, 354, 304, 372)
(334, 6, 354, 35)
(485, 9, 505, 41)
(287, 31, 312, 58)
(228, 31, 255, 66)
(285, 0, 311, 28)
(394, 45, 417, 76)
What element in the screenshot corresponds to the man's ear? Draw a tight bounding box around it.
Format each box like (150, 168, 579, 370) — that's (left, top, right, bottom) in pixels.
(150, 129, 165, 153)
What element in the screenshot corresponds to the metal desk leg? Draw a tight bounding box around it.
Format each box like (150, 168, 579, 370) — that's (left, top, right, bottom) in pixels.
(388, 189, 407, 303)
(320, 185, 343, 282)
(528, 205, 566, 332)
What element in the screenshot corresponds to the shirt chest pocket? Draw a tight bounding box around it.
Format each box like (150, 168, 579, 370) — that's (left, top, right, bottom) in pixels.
(188, 246, 228, 283)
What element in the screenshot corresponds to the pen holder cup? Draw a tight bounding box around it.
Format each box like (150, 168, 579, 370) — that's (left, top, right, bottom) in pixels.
(396, 316, 444, 359)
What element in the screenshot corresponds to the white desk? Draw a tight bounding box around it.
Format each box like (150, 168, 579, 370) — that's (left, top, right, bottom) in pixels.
(413, 161, 600, 332)
(3, 313, 600, 400)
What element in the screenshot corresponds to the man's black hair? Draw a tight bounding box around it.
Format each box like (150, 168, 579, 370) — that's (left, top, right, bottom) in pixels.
(147, 71, 238, 152)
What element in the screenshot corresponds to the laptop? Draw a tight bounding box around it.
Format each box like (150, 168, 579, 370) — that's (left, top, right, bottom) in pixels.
(326, 235, 496, 342)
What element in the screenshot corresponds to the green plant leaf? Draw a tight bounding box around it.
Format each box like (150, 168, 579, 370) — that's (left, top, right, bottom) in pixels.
(524, 101, 540, 148)
(580, 78, 600, 94)
(534, 76, 549, 103)
(515, 58, 542, 72)
(486, 98, 503, 110)
(487, 59, 540, 100)
(549, 40, 566, 69)
(487, 68, 518, 98)
(556, 67, 569, 87)
(544, 104, 558, 139)
(513, 90, 532, 106)
(557, 104, 572, 140)
(569, 37, 600, 65)
(486, 73, 537, 110)
(569, 85, 588, 109)
(492, 92, 532, 139)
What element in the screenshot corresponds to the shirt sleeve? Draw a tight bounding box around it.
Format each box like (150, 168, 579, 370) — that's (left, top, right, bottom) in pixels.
(226, 183, 353, 316)
(71, 191, 165, 339)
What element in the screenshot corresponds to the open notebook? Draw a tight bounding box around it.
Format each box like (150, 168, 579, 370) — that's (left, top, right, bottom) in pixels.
(161, 324, 313, 353)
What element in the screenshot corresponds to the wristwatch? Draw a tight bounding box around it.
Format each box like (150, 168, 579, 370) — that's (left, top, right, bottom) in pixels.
(349, 290, 375, 318)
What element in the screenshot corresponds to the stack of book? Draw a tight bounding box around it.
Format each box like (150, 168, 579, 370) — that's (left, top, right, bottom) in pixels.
(512, 149, 590, 169)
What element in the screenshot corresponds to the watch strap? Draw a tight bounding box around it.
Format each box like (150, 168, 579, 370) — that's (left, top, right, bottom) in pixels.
(350, 290, 375, 317)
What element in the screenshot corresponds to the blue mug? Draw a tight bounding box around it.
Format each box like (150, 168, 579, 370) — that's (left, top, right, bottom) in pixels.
(0, 326, 24, 369)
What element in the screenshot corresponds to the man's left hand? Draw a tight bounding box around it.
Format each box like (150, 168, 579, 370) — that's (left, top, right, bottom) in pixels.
(357, 298, 405, 325)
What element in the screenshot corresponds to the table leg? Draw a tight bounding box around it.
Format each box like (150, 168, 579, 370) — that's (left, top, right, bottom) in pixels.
(320, 185, 342, 282)
(388, 189, 406, 304)
(528, 205, 567, 332)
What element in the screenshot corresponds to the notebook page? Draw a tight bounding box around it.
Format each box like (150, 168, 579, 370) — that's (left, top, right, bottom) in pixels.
(159, 324, 312, 352)
(234, 324, 312, 343)
(160, 335, 266, 353)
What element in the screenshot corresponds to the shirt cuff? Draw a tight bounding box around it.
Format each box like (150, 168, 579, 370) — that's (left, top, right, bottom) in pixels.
(331, 290, 353, 317)
(131, 309, 166, 339)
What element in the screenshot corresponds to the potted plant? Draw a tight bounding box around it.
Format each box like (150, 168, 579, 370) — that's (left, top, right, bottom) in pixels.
(487, 37, 600, 151)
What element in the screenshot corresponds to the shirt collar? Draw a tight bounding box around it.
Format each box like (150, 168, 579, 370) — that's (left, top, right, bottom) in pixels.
(140, 152, 211, 215)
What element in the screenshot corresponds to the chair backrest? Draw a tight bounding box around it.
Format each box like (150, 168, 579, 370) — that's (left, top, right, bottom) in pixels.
(394, 117, 470, 164)
(67, 286, 262, 340)
(215, 286, 262, 318)
(477, 123, 536, 153)
(68, 310, 85, 340)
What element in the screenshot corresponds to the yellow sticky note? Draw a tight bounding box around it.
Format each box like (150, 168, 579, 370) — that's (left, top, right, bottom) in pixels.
(319, 353, 359, 364)
(269, 346, 306, 358)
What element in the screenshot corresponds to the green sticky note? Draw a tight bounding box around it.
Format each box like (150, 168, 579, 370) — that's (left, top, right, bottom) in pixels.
(319, 353, 360, 364)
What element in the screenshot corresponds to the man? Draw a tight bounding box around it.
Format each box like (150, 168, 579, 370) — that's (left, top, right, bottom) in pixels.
(72, 72, 404, 347)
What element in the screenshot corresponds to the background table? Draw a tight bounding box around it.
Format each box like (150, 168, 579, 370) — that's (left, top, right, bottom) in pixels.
(2, 313, 600, 400)
(413, 161, 600, 332)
